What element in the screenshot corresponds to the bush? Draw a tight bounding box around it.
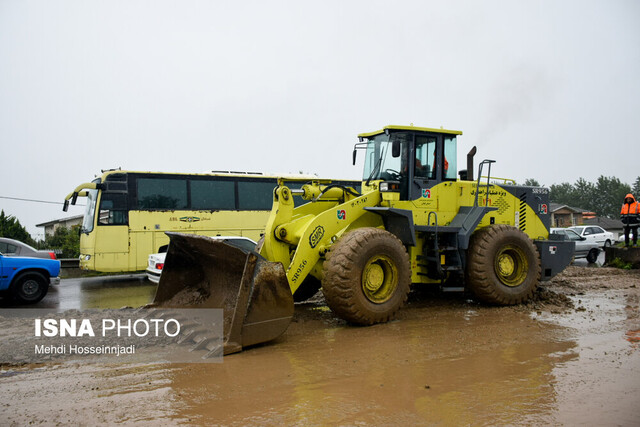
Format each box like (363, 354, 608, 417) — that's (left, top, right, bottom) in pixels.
(608, 257, 633, 270)
(42, 225, 80, 259)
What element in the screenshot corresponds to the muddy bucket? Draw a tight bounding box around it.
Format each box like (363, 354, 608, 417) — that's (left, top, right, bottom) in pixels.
(153, 233, 294, 354)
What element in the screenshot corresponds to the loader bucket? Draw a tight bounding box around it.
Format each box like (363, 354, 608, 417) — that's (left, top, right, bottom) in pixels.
(153, 232, 294, 355)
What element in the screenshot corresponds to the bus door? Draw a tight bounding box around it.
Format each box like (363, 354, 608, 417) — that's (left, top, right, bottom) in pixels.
(95, 192, 130, 272)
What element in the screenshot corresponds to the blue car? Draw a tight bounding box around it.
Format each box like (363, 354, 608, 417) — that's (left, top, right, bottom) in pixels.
(0, 254, 60, 304)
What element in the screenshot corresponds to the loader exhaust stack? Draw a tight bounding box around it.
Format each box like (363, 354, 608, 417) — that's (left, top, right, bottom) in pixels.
(153, 233, 294, 355)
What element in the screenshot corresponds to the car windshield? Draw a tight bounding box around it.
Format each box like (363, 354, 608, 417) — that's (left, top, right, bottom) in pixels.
(225, 239, 256, 252)
(564, 229, 582, 240)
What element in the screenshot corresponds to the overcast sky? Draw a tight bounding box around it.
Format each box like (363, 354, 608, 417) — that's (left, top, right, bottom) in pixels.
(1, 0, 639, 239)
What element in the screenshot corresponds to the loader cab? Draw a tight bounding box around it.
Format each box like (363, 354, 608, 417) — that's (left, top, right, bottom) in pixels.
(357, 125, 461, 201)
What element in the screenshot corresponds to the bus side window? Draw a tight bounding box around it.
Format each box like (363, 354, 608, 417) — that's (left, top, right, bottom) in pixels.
(191, 180, 236, 210)
(99, 193, 128, 225)
(238, 181, 278, 210)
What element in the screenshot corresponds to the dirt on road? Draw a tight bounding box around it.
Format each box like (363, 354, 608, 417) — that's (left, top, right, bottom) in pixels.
(1, 266, 639, 426)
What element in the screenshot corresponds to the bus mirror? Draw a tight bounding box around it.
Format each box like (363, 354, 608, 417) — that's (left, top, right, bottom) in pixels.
(71, 192, 78, 205)
(392, 140, 401, 158)
(63, 199, 69, 212)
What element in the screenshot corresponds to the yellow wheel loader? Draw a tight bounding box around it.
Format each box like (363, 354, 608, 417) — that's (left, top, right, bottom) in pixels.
(153, 125, 575, 354)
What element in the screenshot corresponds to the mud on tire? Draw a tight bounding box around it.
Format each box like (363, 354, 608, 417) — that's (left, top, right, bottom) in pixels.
(466, 224, 540, 305)
(321, 227, 411, 325)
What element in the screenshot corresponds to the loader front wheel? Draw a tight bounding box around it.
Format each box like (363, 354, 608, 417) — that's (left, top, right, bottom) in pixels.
(466, 225, 540, 305)
(322, 228, 411, 325)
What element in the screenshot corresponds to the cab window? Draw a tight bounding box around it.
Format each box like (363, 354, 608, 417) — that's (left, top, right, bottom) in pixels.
(415, 136, 436, 179)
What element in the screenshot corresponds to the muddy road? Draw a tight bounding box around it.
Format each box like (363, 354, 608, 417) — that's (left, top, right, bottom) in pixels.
(1, 265, 639, 426)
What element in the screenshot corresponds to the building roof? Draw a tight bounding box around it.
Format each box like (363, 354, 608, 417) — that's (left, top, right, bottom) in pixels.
(549, 202, 596, 215)
(583, 216, 624, 230)
(36, 215, 84, 228)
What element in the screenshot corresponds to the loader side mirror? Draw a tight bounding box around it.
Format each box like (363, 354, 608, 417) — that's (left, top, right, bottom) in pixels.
(352, 148, 357, 165)
(392, 140, 401, 158)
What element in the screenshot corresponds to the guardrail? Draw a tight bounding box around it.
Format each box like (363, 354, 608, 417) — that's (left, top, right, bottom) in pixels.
(60, 258, 80, 268)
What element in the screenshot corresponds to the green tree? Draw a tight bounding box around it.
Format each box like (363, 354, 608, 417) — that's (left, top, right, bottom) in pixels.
(573, 178, 597, 213)
(632, 176, 640, 196)
(523, 178, 541, 187)
(43, 225, 80, 258)
(0, 210, 35, 245)
(550, 182, 577, 207)
(595, 176, 631, 219)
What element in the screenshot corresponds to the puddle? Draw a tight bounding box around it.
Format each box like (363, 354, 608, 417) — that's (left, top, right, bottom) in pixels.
(161, 304, 578, 426)
(1, 270, 639, 425)
(48, 275, 156, 310)
(533, 290, 640, 426)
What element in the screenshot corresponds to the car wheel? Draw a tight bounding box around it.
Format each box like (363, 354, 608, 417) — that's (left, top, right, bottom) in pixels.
(586, 248, 599, 264)
(11, 272, 49, 304)
(604, 239, 611, 248)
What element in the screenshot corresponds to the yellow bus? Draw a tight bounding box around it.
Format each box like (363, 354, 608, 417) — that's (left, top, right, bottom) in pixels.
(63, 170, 359, 272)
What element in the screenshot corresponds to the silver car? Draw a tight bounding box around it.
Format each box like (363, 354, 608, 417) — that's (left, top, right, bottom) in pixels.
(146, 236, 257, 284)
(568, 225, 615, 249)
(551, 228, 600, 263)
(0, 237, 57, 260)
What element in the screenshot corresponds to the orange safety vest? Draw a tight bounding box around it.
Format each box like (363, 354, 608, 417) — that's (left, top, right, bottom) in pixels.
(621, 193, 639, 215)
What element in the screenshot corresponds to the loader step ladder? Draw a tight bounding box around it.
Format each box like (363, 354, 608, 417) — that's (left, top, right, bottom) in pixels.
(416, 212, 465, 292)
(415, 160, 499, 292)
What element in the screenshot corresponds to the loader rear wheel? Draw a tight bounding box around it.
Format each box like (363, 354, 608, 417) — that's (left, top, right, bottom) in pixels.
(322, 227, 411, 325)
(466, 225, 540, 305)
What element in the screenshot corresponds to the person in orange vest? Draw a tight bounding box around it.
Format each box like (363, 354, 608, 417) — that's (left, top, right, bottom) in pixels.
(620, 193, 639, 247)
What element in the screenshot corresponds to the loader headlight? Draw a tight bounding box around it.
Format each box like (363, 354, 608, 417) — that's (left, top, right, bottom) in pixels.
(380, 181, 400, 192)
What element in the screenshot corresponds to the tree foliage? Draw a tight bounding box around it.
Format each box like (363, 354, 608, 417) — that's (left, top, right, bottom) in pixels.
(548, 176, 635, 219)
(43, 225, 81, 258)
(0, 210, 36, 246)
(633, 177, 640, 196)
(523, 178, 541, 187)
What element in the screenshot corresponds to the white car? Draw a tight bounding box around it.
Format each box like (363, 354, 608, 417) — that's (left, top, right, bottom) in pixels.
(568, 225, 615, 249)
(551, 228, 600, 263)
(146, 236, 257, 284)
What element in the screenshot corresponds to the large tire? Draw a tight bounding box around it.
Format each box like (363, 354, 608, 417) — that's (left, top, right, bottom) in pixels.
(321, 227, 411, 325)
(586, 248, 599, 264)
(11, 272, 49, 304)
(466, 225, 540, 305)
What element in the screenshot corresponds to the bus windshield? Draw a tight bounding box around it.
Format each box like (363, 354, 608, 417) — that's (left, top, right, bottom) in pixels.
(82, 188, 99, 234)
